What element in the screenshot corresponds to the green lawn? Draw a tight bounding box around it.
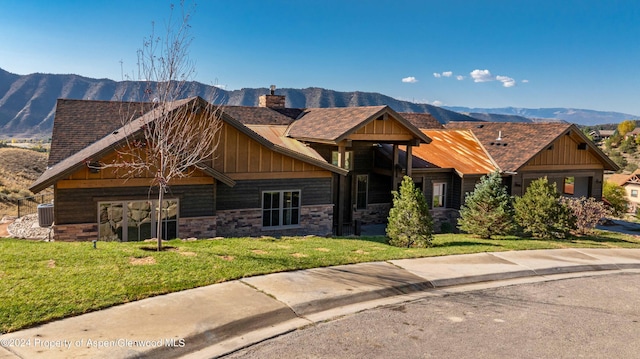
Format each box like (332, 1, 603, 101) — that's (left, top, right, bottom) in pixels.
(1, 230, 639, 333)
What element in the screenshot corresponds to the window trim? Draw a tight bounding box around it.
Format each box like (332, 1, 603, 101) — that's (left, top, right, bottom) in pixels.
(632, 189, 638, 198)
(261, 190, 302, 229)
(331, 150, 354, 170)
(432, 182, 447, 209)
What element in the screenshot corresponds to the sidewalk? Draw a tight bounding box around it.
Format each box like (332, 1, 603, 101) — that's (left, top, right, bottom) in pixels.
(2, 248, 640, 359)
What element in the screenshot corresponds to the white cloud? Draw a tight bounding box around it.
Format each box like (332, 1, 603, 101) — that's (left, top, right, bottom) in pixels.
(432, 100, 443, 106)
(433, 72, 441, 78)
(442, 71, 453, 77)
(470, 69, 494, 82)
(456, 75, 465, 81)
(496, 75, 516, 88)
(434, 71, 453, 78)
(402, 76, 418, 83)
(522, 79, 529, 83)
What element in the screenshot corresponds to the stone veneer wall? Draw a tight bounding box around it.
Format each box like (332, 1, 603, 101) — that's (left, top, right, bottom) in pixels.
(216, 204, 333, 237)
(53, 223, 98, 241)
(352, 203, 391, 225)
(430, 208, 460, 233)
(178, 217, 217, 239)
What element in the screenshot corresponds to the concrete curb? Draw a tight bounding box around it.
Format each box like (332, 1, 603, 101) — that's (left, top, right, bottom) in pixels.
(2, 248, 640, 359)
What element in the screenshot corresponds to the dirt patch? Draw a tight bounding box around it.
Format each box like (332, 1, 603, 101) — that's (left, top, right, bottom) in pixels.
(46, 259, 56, 268)
(251, 249, 268, 255)
(219, 255, 235, 261)
(315, 248, 330, 252)
(291, 252, 307, 258)
(354, 249, 369, 255)
(129, 256, 156, 265)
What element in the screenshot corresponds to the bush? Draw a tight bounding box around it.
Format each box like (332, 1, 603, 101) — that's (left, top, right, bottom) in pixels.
(458, 171, 515, 238)
(514, 177, 575, 239)
(386, 176, 433, 247)
(561, 197, 610, 235)
(603, 181, 628, 217)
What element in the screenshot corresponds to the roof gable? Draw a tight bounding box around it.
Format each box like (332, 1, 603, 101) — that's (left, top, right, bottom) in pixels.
(445, 122, 618, 172)
(287, 106, 431, 144)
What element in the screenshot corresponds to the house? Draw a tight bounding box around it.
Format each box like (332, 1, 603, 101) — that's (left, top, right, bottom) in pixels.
(606, 169, 640, 213)
(30, 94, 618, 241)
(30, 94, 431, 240)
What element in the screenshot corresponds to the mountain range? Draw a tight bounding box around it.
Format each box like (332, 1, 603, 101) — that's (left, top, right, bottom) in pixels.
(1, 67, 637, 138)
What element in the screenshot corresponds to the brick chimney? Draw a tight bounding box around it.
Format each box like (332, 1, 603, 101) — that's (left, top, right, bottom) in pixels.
(259, 85, 285, 109)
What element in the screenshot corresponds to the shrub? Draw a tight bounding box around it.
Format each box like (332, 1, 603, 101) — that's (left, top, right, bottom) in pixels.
(386, 176, 433, 247)
(603, 181, 628, 217)
(458, 171, 515, 238)
(561, 197, 610, 235)
(514, 177, 575, 239)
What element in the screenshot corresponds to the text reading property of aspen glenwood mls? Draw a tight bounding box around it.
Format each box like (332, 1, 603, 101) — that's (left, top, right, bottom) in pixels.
(1, 337, 186, 350)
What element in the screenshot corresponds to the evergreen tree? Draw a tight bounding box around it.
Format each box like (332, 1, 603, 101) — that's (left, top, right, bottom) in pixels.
(514, 177, 575, 239)
(458, 171, 515, 238)
(386, 176, 433, 247)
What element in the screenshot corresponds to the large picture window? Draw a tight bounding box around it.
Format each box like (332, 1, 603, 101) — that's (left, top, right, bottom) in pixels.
(262, 190, 300, 228)
(432, 182, 446, 208)
(99, 199, 178, 242)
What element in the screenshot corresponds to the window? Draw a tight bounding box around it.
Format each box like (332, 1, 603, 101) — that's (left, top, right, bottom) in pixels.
(632, 190, 638, 198)
(356, 175, 368, 209)
(262, 190, 300, 228)
(332, 151, 353, 170)
(563, 177, 575, 195)
(98, 199, 178, 242)
(432, 182, 446, 208)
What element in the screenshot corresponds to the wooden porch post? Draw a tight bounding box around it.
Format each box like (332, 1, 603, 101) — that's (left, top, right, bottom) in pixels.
(405, 143, 413, 178)
(337, 143, 346, 236)
(392, 144, 399, 191)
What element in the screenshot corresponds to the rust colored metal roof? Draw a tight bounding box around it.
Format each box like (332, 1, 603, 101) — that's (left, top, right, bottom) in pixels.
(245, 124, 327, 162)
(412, 130, 498, 175)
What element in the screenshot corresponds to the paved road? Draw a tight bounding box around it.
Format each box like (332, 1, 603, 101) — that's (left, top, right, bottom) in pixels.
(226, 272, 640, 359)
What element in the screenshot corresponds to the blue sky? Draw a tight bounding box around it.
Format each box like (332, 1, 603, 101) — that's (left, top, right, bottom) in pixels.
(1, 0, 639, 115)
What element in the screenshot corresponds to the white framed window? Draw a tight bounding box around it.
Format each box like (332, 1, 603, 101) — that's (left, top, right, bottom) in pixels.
(332, 151, 354, 170)
(98, 199, 178, 242)
(632, 189, 638, 198)
(356, 174, 368, 210)
(262, 190, 301, 228)
(432, 182, 446, 208)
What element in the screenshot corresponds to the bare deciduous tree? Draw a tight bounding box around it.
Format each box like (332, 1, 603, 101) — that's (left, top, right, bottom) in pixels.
(105, 2, 222, 250)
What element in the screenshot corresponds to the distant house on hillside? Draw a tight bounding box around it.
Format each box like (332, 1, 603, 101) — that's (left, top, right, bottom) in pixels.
(607, 169, 640, 213)
(30, 93, 618, 241)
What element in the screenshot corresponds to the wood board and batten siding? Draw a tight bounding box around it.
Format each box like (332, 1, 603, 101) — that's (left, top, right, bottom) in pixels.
(511, 132, 605, 198)
(214, 123, 332, 180)
(349, 114, 417, 142)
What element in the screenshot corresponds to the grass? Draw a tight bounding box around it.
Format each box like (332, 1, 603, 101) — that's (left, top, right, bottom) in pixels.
(1, 230, 640, 333)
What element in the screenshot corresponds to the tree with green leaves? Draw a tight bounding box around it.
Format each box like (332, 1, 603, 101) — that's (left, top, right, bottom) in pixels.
(458, 171, 516, 239)
(514, 177, 575, 239)
(603, 181, 628, 217)
(386, 176, 433, 248)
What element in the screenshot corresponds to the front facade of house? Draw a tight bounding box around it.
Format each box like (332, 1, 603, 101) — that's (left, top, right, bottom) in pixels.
(31, 95, 618, 241)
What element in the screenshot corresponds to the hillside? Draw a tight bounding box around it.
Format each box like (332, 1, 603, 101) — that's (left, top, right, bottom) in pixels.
(0, 147, 48, 216)
(0, 68, 478, 138)
(3, 67, 637, 138)
(446, 106, 639, 126)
